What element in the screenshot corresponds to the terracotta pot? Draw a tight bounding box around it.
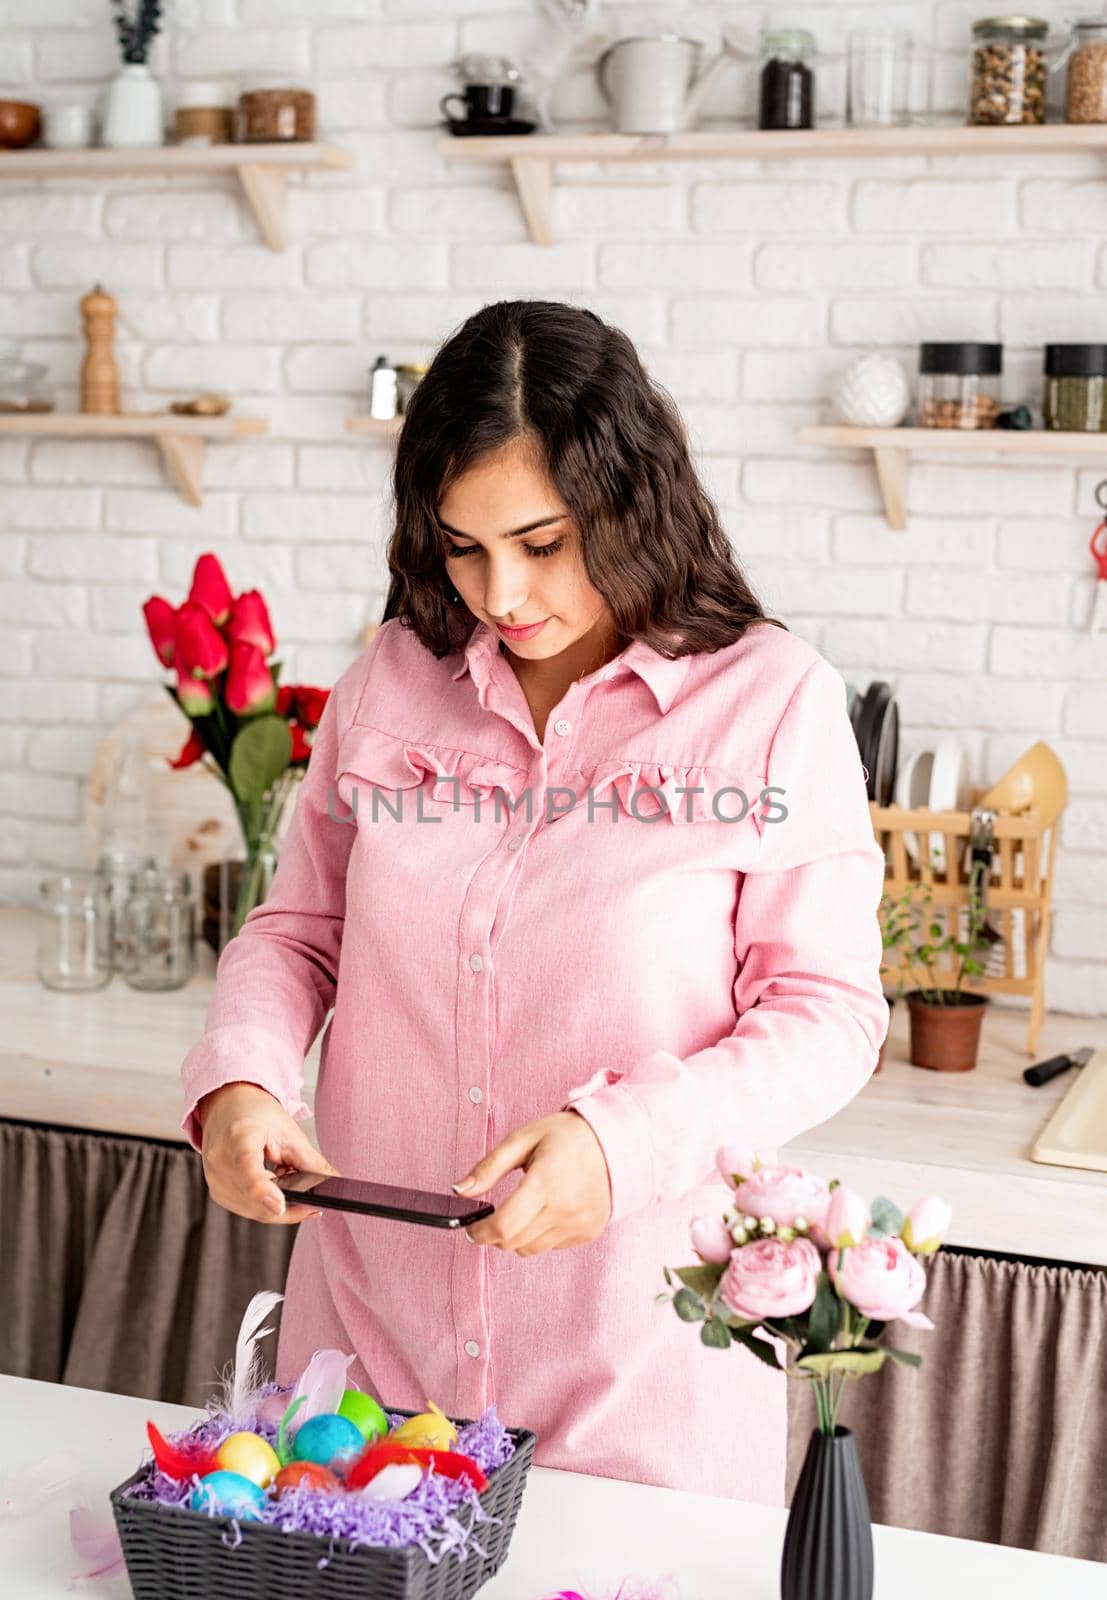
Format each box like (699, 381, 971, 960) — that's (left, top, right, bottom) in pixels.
(906, 989, 988, 1072)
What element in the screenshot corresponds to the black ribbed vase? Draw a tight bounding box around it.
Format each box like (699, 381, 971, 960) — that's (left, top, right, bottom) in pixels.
(781, 1426, 874, 1600)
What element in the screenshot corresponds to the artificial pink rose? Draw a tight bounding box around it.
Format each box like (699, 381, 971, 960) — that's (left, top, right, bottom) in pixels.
(715, 1145, 779, 1187)
(732, 1165, 831, 1235)
(902, 1196, 951, 1255)
(825, 1185, 870, 1249)
(690, 1214, 734, 1264)
(719, 1236, 821, 1322)
(830, 1237, 933, 1328)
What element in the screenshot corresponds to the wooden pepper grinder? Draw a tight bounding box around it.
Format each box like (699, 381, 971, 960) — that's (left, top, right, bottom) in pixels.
(79, 284, 119, 414)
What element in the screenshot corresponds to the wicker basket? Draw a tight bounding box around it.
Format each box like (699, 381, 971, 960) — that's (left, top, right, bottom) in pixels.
(109, 1409, 537, 1600)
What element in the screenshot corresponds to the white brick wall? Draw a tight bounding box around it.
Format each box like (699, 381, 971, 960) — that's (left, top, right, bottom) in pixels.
(2, 0, 1105, 1013)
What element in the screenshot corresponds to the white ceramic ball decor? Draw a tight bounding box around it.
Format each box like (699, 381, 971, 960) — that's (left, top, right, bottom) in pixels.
(831, 354, 910, 429)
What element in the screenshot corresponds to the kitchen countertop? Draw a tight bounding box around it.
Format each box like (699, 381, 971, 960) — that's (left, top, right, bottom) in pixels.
(1, 907, 1104, 1265)
(2, 1374, 1103, 1599)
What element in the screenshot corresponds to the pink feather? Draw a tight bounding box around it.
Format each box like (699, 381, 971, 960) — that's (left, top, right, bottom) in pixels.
(0, 1449, 81, 1519)
(285, 1347, 355, 1433)
(69, 1500, 125, 1582)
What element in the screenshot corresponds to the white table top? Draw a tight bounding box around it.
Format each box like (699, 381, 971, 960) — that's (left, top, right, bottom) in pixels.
(1, 1376, 1102, 1599)
(2, 906, 1105, 1263)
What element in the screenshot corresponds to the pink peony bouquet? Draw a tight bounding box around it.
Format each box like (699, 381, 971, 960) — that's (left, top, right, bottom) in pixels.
(662, 1148, 951, 1436)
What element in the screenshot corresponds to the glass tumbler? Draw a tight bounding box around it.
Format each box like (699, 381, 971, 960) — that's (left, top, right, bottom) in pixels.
(847, 29, 913, 126)
(121, 867, 196, 991)
(37, 873, 113, 992)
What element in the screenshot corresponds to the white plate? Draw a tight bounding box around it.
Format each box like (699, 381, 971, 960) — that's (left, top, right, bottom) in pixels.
(895, 748, 933, 864)
(927, 738, 970, 872)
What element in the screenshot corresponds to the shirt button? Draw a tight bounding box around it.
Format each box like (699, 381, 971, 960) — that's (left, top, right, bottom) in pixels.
(468, 1085, 483, 1104)
(554, 719, 571, 735)
(469, 954, 484, 972)
(464, 1340, 481, 1358)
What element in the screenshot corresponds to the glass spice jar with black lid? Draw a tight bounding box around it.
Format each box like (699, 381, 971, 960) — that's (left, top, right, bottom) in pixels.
(1044, 344, 1107, 430)
(918, 342, 1002, 429)
(759, 29, 816, 129)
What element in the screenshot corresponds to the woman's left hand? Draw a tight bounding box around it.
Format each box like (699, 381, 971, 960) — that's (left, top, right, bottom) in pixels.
(453, 1111, 612, 1257)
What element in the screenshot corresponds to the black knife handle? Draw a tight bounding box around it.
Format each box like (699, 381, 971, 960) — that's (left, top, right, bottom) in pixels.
(1023, 1053, 1075, 1087)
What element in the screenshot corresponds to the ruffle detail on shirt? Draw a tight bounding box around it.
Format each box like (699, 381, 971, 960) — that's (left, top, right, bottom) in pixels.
(580, 760, 771, 828)
(335, 723, 529, 812)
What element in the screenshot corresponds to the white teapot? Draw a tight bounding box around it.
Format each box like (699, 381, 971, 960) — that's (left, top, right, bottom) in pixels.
(596, 33, 740, 134)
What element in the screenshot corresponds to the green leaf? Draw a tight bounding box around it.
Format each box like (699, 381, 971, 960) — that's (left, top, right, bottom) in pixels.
(662, 1266, 673, 1287)
(228, 714, 292, 807)
(673, 1287, 707, 1323)
(796, 1349, 886, 1379)
(701, 1317, 732, 1349)
(276, 1394, 307, 1465)
(870, 1196, 904, 1237)
(674, 1264, 724, 1300)
(805, 1272, 841, 1354)
(731, 1325, 784, 1371)
(881, 1346, 923, 1369)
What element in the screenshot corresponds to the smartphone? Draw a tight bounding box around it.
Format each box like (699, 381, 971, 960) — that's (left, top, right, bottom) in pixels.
(274, 1170, 495, 1230)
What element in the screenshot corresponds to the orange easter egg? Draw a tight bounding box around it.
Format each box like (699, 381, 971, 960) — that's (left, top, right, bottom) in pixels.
(274, 1461, 341, 1497)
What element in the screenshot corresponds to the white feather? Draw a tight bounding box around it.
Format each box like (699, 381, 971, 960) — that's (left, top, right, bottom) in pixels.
(225, 1289, 284, 1422)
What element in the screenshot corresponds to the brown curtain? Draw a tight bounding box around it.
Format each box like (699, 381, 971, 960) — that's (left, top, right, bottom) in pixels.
(786, 1247, 1107, 1563)
(0, 1117, 293, 1407)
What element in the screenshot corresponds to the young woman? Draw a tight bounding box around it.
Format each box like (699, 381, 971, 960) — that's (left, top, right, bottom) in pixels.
(183, 299, 888, 1505)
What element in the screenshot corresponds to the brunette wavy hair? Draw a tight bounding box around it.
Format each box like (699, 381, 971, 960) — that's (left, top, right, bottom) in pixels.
(381, 299, 785, 660)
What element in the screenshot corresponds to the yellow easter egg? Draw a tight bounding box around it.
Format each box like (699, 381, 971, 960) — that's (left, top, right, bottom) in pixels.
(215, 1431, 281, 1488)
(388, 1400, 457, 1451)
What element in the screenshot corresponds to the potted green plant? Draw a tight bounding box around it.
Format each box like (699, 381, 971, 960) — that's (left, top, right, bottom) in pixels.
(880, 872, 990, 1072)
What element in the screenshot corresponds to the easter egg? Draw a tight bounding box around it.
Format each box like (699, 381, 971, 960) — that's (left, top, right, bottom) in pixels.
(189, 1470, 267, 1520)
(273, 1461, 340, 1497)
(337, 1388, 388, 1445)
(214, 1431, 281, 1488)
(290, 1413, 364, 1470)
(357, 1462, 423, 1502)
(389, 1400, 457, 1451)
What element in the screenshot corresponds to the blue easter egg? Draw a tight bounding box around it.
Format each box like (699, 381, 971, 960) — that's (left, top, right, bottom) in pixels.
(290, 1413, 364, 1470)
(189, 1469, 267, 1520)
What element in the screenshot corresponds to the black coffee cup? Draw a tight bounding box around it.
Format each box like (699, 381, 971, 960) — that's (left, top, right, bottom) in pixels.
(440, 83, 515, 123)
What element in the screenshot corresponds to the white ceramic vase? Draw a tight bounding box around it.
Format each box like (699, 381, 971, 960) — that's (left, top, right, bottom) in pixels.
(101, 64, 164, 148)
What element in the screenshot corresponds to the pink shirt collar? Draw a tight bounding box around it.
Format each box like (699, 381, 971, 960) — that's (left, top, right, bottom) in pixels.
(449, 620, 692, 715)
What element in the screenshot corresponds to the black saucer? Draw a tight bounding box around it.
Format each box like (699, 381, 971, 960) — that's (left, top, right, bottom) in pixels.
(443, 115, 537, 137)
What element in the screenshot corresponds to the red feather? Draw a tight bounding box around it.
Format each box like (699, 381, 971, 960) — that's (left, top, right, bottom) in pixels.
(146, 1421, 218, 1481)
(345, 1440, 488, 1493)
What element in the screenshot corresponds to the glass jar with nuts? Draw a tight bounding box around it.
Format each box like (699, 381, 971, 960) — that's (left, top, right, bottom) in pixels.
(1064, 18, 1107, 123)
(918, 343, 1003, 430)
(969, 15, 1049, 125)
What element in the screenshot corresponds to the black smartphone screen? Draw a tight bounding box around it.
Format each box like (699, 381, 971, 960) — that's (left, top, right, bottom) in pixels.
(274, 1171, 495, 1229)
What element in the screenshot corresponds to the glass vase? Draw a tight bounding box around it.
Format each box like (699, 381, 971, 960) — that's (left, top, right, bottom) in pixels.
(203, 772, 298, 954)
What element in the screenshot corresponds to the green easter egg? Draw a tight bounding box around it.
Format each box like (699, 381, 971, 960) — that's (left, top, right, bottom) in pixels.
(338, 1388, 388, 1444)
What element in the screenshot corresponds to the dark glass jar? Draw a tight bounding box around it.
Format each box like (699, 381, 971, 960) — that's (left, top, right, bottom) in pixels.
(759, 29, 816, 130)
(1044, 344, 1107, 430)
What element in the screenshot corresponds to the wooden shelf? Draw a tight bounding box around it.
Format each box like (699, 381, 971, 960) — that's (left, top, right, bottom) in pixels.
(0, 142, 354, 250)
(439, 121, 1107, 244)
(797, 424, 1107, 531)
(0, 411, 267, 505)
(347, 415, 403, 437)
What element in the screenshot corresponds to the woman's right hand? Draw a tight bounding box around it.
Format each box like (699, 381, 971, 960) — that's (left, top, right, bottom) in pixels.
(197, 1080, 340, 1225)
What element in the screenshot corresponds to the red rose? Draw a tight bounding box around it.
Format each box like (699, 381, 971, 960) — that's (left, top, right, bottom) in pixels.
(275, 685, 294, 717)
(188, 552, 233, 627)
(169, 727, 206, 769)
(225, 640, 275, 714)
(289, 722, 312, 762)
(175, 601, 229, 681)
(293, 685, 329, 728)
(177, 673, 214, 716)
(226, 589, 275, 656)
(143, 596, 177, 667)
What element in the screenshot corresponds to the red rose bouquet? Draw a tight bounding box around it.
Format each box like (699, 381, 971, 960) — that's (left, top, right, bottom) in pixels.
(142, 552, 330, 938)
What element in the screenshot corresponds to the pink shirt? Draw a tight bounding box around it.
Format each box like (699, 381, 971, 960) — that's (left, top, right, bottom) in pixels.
(180, 614, 888, 1505)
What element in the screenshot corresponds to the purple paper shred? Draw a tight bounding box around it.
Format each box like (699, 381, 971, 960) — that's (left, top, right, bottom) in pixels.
(124, 1386, 517, 1565)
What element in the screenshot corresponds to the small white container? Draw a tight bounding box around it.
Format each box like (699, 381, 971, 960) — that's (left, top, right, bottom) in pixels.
(43, 103, 95, 150)
(101, 63, 165, 149)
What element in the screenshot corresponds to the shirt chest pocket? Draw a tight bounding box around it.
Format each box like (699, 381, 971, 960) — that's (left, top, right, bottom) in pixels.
(335, 723, 530, 819)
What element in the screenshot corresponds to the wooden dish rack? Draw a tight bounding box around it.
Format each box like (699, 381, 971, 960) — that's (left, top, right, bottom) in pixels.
(870, 787, 1061, 1056)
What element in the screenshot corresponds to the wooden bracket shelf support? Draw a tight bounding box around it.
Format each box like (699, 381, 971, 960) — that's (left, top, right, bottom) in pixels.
(234, 162, 289, 252)
(0, 413, 268, 505)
